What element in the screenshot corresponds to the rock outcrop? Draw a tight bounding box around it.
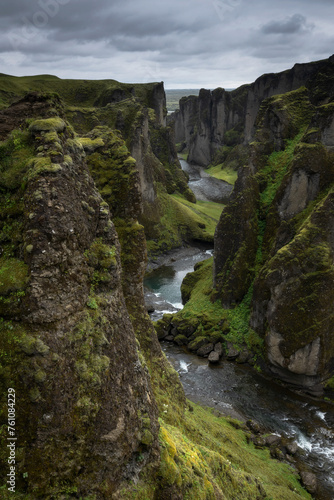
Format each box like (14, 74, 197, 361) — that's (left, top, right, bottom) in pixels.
(173, 54, 334, 167)
(0, 94, 163, 498)
(0, 74, 200, 254)
(212, 62, 334, 393)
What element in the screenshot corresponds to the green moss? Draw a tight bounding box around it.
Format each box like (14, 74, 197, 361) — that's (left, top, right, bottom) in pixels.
(78, 136, 105, 152)
(34, 369, 47, 383)
(155, 402, 310, 499)
(29, 387, 41, 402)
(0, 130, 34, 189)
(28, 117, 66, 133)
(26, 156, 62, 181)
(84, 238, 117, 270)
(0, 258, 28, 295)
(188, 336, 208, 351)
(258, 130, 306, 212)
(43, 131, 61, 143)
(206, 164, 238, 185)
(18, 335, 47, 357)
(87, 297, 98, 310)
(325, 376, 334, 390)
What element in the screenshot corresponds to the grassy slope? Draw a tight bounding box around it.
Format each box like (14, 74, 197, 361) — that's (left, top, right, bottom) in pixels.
(205, 164, 238, 185)
(0, 73, 159, 109)
(172, 194, 225, 235)
(119, 401, 310, 500)
(145, 191, 225, 255)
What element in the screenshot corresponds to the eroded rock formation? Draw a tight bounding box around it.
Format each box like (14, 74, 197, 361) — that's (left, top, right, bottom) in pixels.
(212, 60, 334, 393)
(173, 54, 334, 167)
(0, 93, 164, 497)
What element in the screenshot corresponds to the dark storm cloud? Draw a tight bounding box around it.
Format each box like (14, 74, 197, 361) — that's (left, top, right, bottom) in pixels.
(0, 0, 333, 88)
(261, 14, 313, 35)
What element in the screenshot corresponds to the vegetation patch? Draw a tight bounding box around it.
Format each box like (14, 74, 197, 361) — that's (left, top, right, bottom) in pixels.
(0, 130, 34, 190)
(26, 156, 62, 181)
(145, 191, 216, 255)
(206, 164, 238, 185)
(28, 117, 66, 134)
(154, 402, 310, 499)
(78, 136, 105, 153)
(0, 257, 28, 295)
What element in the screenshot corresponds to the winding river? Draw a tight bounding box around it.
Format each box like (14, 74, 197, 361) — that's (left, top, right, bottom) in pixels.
(144, 159, 334, 499)
(145, 255, 334, 499)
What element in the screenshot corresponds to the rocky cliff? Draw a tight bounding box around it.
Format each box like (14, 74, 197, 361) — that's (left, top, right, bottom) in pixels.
(213, 61, 334, 393)
(0, 93, 161, 497)
(0, 75, 204, 256)
(173, 54, 334, 167)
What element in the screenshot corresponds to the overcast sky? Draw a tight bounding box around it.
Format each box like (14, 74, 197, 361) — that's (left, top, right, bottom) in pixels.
(0, 0, 333, 89)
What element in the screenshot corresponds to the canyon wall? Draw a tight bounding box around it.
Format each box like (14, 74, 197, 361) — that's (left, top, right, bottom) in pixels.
(0, 93, 162, 497)
(213, 59, 334, 392)
(173, 54, 334, 166)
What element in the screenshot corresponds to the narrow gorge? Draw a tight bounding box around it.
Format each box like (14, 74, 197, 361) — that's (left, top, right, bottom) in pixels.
(0, 55, 333, 499)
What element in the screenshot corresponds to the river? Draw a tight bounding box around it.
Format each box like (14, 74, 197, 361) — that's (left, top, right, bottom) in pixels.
(178, 158, 233, 203)
(144, 254, 334, 499)
(144, 155, 334, 498)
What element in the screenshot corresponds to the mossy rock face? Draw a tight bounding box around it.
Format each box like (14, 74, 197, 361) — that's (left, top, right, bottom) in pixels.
(213, 165, 259, 307)
(255, 87, 314, 151)
(212, 74, 334, 390)
(251, 189, 334, 386)
(0, 94, 162, 498)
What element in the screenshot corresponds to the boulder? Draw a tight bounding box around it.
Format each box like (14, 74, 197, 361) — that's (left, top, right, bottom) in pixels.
(270, 447, 285, 461)
(236, 348, 251, 364)
(253, 436, 267, 448)
(188, 336, 208, 352)
(246, 420, 262, 434)
(208, 351, 220, 364)
(214, 342, 224, 357)
(197, 343, 214, 357)
(174, 335, 188, 346)
(300, 471, 317, 494)
(164, 335, 175, 342)
(226, 342, 240, 360)
(265, 434, 281, 447)
(286, 441, 298, 455)
(146, 302, 155, 313)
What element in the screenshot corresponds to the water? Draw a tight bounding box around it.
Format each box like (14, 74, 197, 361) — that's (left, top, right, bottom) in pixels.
(146, 253, 334, 500)
(144, 247, 213, 321)
(179, 158, 233, 203)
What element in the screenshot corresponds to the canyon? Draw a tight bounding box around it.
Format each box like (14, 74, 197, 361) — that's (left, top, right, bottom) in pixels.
(0, 55, 333, 498)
